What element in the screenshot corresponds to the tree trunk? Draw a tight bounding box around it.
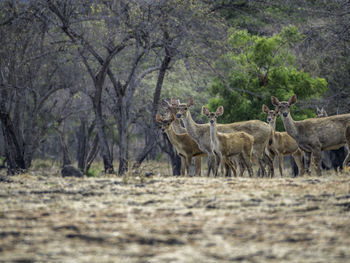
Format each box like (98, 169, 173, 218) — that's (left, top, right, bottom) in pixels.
(93, 91, 114, 174)
(76, 118, 88, 171)
(162, 134, 181, 175)
(134, 53, 172, 167)
(115, 96, 129, 175)
(0, 113, 26, 174)
(58, 132, 72, 167)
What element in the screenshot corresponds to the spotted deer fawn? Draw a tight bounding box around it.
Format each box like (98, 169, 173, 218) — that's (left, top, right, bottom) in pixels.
(272, 94, 350, 176)
(156, 113, 205, 176)
(202, 106, 254, 177)
(262, 104, 304, 177)
(174, 98, 272, 177)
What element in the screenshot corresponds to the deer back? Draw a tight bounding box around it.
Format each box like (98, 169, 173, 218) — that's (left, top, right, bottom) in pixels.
(273, 131, 299, 155)
(217, 120, 272, 149)
(217, 131, 254, 157)
(294, 114, 350, 151)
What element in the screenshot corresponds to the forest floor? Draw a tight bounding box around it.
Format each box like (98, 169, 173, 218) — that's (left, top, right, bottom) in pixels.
(0, 164, 350, 263)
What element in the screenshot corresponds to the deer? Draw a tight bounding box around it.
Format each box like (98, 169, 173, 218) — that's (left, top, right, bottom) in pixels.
(315, 106, 350, 172)
(262, 104, 304, 177)
(343, 124, 350, 169)
(174, 98, 273, 177)
(203, 106, 254, 177)
(156, 113, 206, 177)
(161, 98, 202, 176)
(271, 94, 350, 176)
(316, 107, 328, 117)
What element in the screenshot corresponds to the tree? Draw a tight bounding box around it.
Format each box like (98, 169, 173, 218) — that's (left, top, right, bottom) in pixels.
(0, 1, 75, 174)
(208, 26, 327, 130)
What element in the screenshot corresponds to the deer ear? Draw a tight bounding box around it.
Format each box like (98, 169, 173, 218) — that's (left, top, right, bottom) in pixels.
(188, 97, 194, 107)
(156, 113, 163, 123)
(271, 96, 280, 106)
(171, 97, 180, 106)
(202, 106, 210, 116)
(289, 94, 297, 106)
(262, 104, 269, 114)
(316, 107, 322, 115)
(161, 99, 170, 109)
(216, 106, 224, 116)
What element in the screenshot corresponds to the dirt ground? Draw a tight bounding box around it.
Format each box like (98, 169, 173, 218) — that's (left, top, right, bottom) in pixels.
(1, 168, 350, 263)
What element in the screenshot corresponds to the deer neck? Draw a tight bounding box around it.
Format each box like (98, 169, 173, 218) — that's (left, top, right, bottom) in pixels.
(171, 118, 186, 134)
(281, 113, 298, 139)
(182, 111, 201, 142)
(209, 122, 219, 150)
(269, 118, 276, 131)
(269, 118, 277, 137)
(164, 125, 178, 145)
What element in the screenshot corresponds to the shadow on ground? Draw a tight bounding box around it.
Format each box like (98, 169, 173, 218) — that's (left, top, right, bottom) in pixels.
(0, 173, 350, 262)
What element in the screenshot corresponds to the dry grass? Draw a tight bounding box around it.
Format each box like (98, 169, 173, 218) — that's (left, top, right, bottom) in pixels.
(0, 164, 350, 263)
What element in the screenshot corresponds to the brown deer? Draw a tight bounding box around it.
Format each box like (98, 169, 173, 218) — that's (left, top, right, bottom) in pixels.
(262, 104, 304, 177)
(161, 98, 202, 176)
(344, 124, 350, 169)
(175, 98, 273, 177)
(203, 106, 254, 177)
(156, 113, 205, 176)
(271, 94, 350, 176)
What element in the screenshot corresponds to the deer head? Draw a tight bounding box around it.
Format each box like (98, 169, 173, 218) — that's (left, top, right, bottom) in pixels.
(202, 106, 224, 125)
(316, 107, 328, 118)
(271, 95, 297, 118)
(262, 104, 278, 124)
(175, 98, 194, 119)
(156, 113, 175, 133)
(161, 98, 180, 116)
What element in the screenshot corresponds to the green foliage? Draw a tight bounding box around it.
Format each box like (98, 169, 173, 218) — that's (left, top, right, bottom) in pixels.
(86, 166, 100, 177)
(208, 26, 327, 130)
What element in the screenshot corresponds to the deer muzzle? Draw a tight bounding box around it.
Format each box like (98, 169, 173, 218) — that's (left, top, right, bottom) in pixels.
(176, 113, 182, 118)
(282, 112, 288, 117)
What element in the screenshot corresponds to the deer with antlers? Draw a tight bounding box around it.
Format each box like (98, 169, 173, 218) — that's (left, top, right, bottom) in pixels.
(272, 94, 350, 176)
(203, 106, 254, 177)
(156, 113, 205, 176)
(174, 98, 273, 177)
(262, 104, 304, 177)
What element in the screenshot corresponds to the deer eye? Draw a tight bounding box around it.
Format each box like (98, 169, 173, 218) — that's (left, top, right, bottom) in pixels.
(184, 107, 188, 110)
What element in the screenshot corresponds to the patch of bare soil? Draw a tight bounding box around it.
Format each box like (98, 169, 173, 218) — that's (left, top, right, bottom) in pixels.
(0, 173, 350, 262)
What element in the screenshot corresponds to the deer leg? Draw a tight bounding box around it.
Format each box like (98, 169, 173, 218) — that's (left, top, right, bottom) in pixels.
(207, 153, 217, 177)
(225, 158, 237, 177)
(180, 155, 186, 176)
(214, 152, 222, 177)
(278, 154, 284, 177)
(254, 149, 266, 177)
(263, 151, 274, 178)
(241, 153, 253, 178)
(238, 157, 245, 177)
(312, 150, 323, 176)
(304, 152, 312, 175)
(186, 156, 192, 177)
(194, 156, 202, 176)
(292, 149, 305, 176)
(223, 159, 230, 177)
